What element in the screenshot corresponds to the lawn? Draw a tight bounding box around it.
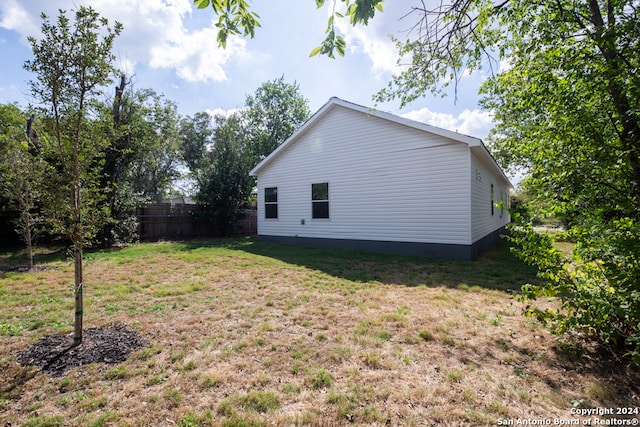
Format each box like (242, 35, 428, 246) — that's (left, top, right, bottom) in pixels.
(0, 237, 638, 426)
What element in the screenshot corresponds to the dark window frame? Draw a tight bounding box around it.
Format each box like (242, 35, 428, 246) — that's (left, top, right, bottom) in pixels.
(311, 182, 329, 219)
(264, 187, 278, 219)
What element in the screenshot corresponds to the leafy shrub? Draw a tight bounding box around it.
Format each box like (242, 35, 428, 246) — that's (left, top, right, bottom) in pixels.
(509, 217, 640, 363)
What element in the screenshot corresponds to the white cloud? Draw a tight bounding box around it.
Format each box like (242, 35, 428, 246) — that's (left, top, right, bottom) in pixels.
(149, 27, 247, 82)
(331, 6, 399, 77)
(205, 107, 245, 119)
(0, 0, 39, 39)
(98, 0, 248, 82)
(0, 0, 246, 83)
(456, 109, 494, 138)
(402, 107, 494, 139)
(338, 24, 398, 76)
(402, 108, 459, 131)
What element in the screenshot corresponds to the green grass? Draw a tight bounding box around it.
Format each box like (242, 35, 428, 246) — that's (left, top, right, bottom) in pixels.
(21, 415, 64, 427)
(218, 390, 280, 416)
(306, 368, 333, 389)
(0, 237, 636, 426)
(0, 246, 66, 271)
(418, 329, 434, 341)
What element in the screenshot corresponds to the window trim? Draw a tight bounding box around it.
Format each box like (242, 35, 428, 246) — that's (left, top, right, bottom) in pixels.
(264, 186, 278, 219)
(311, 182, 329, 219)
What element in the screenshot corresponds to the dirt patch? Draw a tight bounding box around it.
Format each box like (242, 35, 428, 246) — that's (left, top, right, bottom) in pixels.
(16, 324, 147, 377)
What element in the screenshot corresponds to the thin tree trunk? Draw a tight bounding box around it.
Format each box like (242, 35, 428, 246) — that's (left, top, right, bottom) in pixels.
(73, 245, 83, 344)
(25, 216, 33, 270)
(73, 178, 83, 344)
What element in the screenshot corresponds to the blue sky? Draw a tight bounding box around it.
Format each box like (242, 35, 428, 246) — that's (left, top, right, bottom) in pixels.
(0, 0, 495, 139)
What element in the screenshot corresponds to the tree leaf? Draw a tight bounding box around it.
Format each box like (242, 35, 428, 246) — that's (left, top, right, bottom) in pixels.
(309, 45, 323, 57)
(193, 0, 210, 9)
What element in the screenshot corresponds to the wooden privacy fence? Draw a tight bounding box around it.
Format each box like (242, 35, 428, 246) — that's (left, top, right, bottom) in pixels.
(136, 202, 257, 241)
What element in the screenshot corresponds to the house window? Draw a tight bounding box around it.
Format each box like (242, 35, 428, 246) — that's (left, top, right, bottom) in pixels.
(490, 184, 495, 216)
(264, 187, 278, 219)
(312, 182, 329, 219)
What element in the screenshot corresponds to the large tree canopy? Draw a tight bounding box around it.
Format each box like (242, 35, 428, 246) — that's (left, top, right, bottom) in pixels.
(95, 86, 185, 245)
(121, 89, 183, 203)
(245, 76, 311, 167)
(180, 76, 309, 235)
(382, 1, 639, 203)
(195, 113, 253, 236)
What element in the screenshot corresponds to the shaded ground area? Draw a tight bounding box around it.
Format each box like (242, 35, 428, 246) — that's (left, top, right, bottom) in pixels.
(0, 265, 58, 273)
(16, 325, 147, 377)
(0, 245, 66, 272)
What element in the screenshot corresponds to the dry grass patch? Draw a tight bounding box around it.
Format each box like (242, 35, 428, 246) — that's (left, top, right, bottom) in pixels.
(1, 237, 638, 426)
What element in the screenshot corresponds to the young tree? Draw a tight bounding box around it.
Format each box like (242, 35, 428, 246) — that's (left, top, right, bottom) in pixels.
(0, 104, 50, 268)
(244, 76, 311, 167)
(24, 7, 122, 344)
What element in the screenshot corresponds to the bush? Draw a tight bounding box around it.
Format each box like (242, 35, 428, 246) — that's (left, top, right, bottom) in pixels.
(509, 216, 640, 363)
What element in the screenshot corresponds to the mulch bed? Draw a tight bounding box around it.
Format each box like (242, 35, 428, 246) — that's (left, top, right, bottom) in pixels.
(16, 324, 147, 377)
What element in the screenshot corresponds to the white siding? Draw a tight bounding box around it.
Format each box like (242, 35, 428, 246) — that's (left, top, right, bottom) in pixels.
(256, 105, 473, 245)
(470, 153, 511, 243)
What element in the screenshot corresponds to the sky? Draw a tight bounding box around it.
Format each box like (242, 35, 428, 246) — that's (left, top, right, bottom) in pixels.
(0, 0, 496, 140)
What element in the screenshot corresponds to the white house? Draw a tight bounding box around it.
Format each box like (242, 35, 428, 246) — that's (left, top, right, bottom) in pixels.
(249, 97, 512, 260)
